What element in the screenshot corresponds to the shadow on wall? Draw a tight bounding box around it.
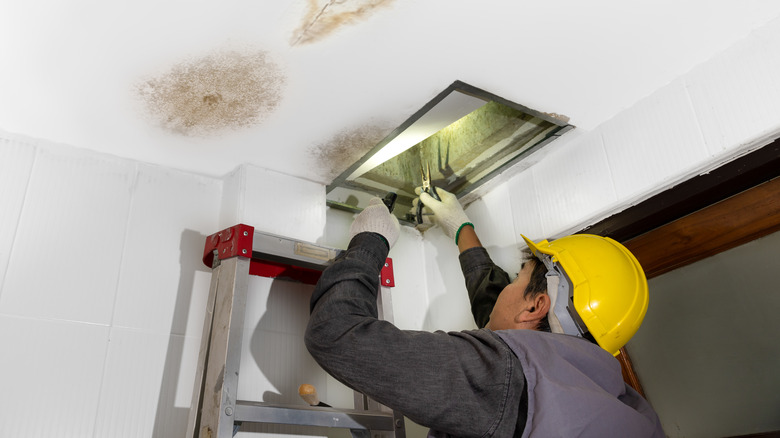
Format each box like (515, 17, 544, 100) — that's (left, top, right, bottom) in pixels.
(242, 279, 350, 435)
(251, 279, 319, 404)
(421, 237, 523, 333)
(153, 229, 211, 437)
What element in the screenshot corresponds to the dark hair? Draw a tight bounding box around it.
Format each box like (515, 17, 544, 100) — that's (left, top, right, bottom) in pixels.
(522, 249, 551, 332)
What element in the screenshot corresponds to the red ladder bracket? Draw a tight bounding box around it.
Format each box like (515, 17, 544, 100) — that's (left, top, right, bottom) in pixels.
(202, 224, 255, 268)
(381, 258, 395, 287)
(203, 224, 396, 288)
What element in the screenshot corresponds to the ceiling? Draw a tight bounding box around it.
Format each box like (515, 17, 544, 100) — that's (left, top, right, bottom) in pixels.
(2, 1, 779, 185)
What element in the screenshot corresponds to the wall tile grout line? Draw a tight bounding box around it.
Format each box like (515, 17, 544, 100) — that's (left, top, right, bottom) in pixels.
(0, 141, 38, 304)
(528, 167, 548, 240)
(501, 181, 519, 245)
(0, 312, 112, 327)
(90, 162, 140, 438)
(598, 131, 620, 209)
(682, 77, 711, 158)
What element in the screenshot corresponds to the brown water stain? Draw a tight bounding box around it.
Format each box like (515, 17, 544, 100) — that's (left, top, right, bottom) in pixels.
(137, 49, 286, 137)
(311, 124, 392, 181)
(543, 112, 571, 124)
(292, 0, 396, 46)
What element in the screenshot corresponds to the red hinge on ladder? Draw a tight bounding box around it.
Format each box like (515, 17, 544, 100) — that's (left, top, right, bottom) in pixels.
(202, 224, 255, 268)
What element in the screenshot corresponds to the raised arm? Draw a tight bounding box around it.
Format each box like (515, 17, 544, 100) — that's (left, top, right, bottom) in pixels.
(304, 198, 525, 436)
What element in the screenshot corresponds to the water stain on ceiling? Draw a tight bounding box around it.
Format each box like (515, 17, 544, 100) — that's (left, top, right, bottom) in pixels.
(137, 49, 286, 136)
(292, 0, 396, 45)
(311, 124, 394, 181)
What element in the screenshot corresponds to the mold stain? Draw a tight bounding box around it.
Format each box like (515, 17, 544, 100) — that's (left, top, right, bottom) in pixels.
(292, 0, 396, 46)
(311, 124, 392, 181)
(137, 49, 286, 137)
(544, 112, 571, 124)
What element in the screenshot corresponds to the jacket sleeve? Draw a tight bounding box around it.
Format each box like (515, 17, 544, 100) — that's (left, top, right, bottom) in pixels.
(459, 247, 512, 328)
(305, 232, 525, 437)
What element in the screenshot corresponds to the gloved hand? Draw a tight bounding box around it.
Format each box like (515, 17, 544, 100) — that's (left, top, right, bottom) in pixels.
(414, 187, 471, 241)
(349, 197, 401, 249)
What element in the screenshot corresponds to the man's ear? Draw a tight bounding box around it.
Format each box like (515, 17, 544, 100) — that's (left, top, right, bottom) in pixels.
(515, 294, 551, 324)
(535, 293, 551, 317)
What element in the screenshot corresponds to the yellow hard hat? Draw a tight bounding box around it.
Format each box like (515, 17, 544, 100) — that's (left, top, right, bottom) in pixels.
(521, 234, 649, 356)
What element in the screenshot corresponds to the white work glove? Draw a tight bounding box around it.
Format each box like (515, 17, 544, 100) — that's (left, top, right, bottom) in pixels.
(414, 187, 471, 241)
(349, 197, 401, 249)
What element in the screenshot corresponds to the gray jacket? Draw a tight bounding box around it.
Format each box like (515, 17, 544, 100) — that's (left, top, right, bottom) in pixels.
(305, 232, 662, 437)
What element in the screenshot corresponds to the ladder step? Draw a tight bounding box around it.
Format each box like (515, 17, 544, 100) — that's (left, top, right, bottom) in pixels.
(234, 401, 396, 430)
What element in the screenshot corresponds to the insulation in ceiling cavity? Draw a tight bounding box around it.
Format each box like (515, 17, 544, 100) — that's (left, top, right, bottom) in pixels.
(326, 81, 574, 222)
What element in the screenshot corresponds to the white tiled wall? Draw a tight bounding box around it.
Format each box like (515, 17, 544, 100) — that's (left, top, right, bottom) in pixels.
(112, 164, 221, 334)
(531, 131, 617, 238)
(0, 315, 110, 436)
(506, 165, 544, 243)
(0, 134, 223, 437)
(687, 19, 780, 156)
(0, 137, 35, 292)
(94, 327, 172, 437)
(221, 164, 326, 242)
(2, 14, 780, 438)
(1, 147, 135, 325)
(600, 79, 709, 201)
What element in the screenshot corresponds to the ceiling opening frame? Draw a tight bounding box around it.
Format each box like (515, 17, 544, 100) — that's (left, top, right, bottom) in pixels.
(326, 80, 574, 220)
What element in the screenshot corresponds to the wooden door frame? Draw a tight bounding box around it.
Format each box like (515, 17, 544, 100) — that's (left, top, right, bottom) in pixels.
(579, 137, 780, 397)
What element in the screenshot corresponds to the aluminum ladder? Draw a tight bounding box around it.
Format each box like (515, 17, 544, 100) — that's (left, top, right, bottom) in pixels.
(186, 224, 406, 438)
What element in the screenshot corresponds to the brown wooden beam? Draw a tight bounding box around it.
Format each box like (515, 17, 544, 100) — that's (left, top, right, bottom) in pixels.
(625, 176, 780, 279)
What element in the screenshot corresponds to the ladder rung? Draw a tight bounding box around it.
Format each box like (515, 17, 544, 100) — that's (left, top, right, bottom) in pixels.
(234, 401, 396, 430)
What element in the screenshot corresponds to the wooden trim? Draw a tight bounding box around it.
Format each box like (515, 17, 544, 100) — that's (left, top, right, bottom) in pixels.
(617, 347, 645, 397)
(625, 176, 780, 278)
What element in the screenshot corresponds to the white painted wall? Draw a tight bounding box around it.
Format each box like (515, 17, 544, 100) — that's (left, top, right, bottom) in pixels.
(628, 230, 780, 437)
(2, 13, 780, 438)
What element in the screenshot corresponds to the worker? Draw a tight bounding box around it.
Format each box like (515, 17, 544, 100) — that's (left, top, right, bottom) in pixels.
(304, 188, 664, 437)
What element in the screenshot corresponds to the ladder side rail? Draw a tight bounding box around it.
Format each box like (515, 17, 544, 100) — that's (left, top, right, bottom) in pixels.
(186, 251, 222, 437)
(198, 256, 251, 438)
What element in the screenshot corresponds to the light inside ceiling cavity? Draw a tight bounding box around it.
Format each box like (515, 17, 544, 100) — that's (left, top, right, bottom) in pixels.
(326, 81, 574, 222)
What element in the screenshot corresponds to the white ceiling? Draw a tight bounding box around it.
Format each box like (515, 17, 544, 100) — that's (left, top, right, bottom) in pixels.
(3, 1, 780, 184)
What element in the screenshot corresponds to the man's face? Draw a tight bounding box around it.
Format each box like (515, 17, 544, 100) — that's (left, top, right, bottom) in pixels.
(485, 260, 542, 331)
